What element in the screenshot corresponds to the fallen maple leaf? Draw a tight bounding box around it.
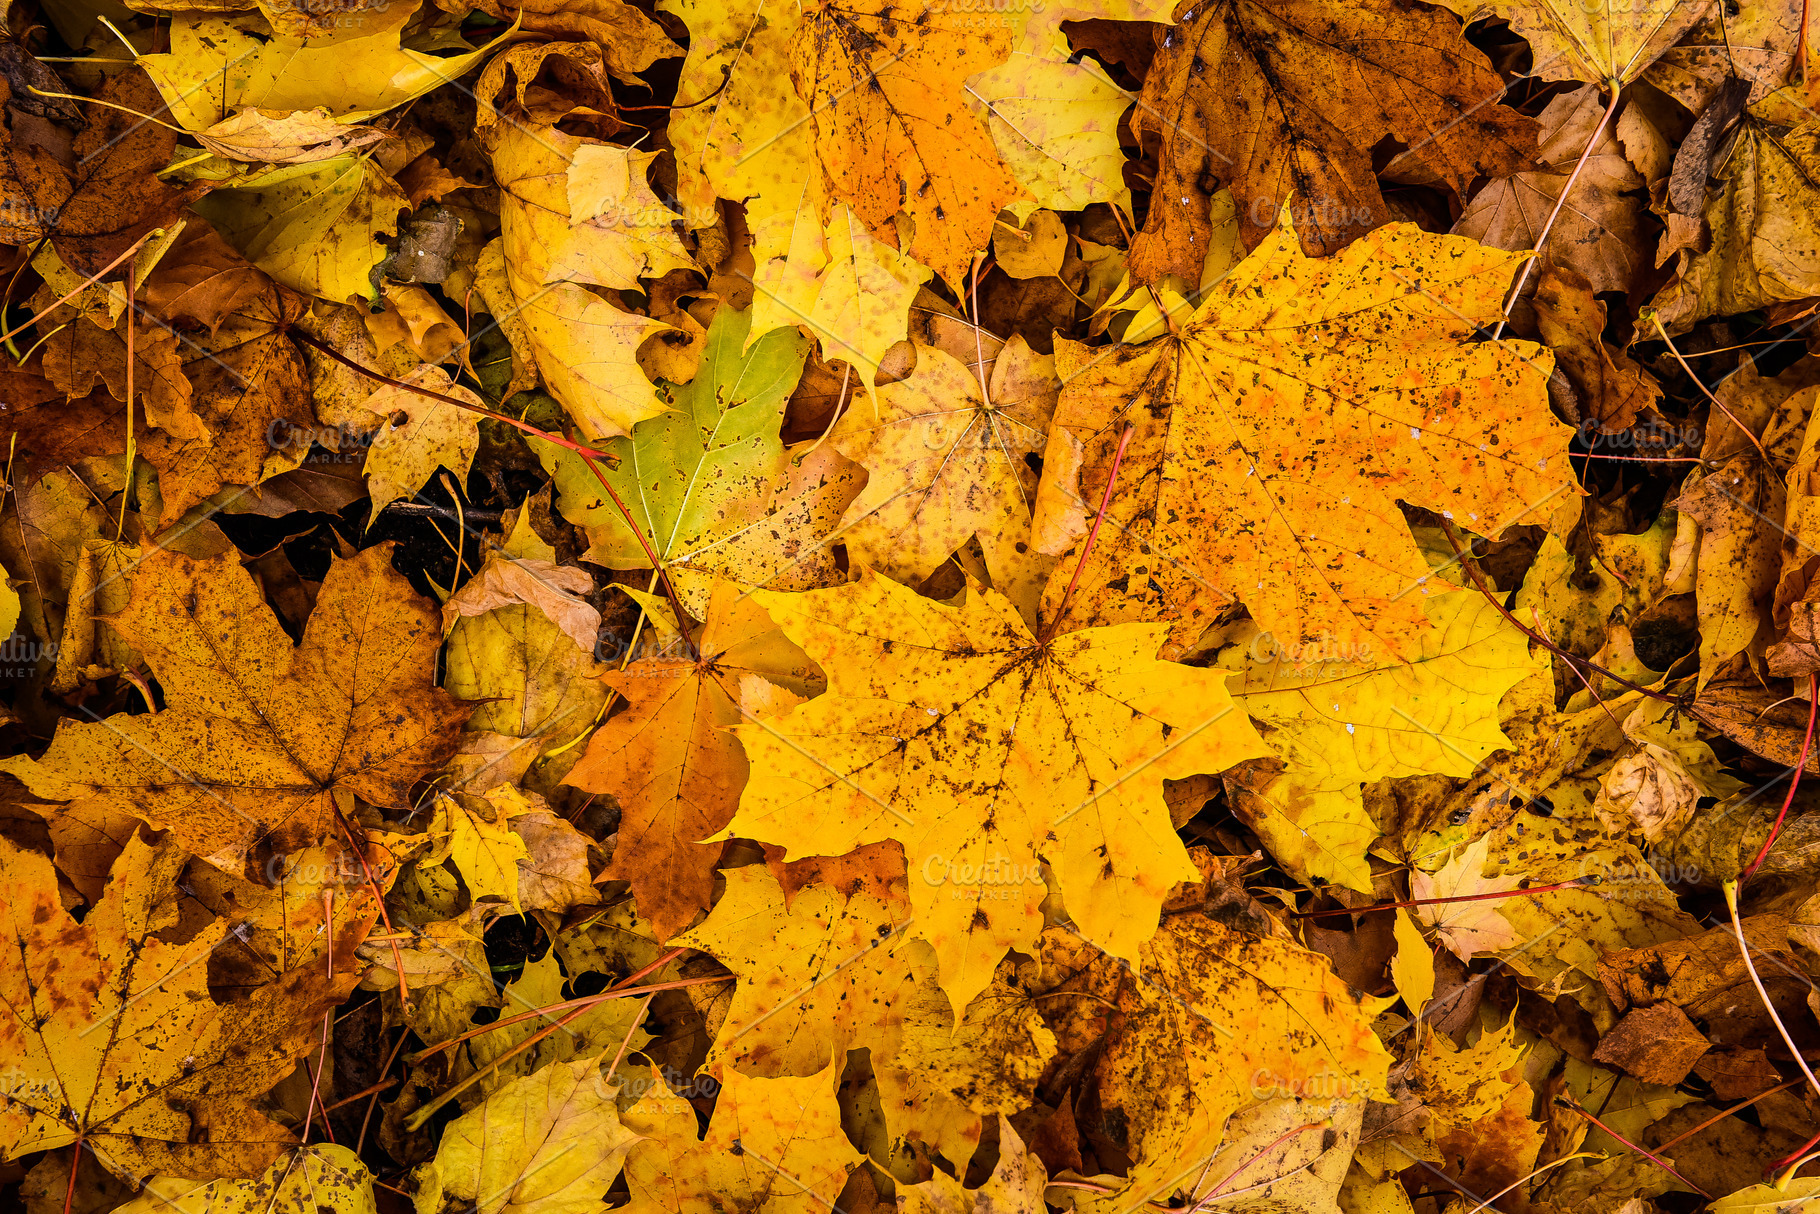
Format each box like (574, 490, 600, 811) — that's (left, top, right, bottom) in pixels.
(1035, 912, 1392, 1206)
(359, 365, 483, 521)
(138, 7, 513, 130)
(115, 1145, 377, 1214)
(673, 858, 917, 1074)
(489, 122, 694, 291)
(1217, 587, 1547, 891)
(828, 339, 1057, 600)
(1532, 265, 1662, 432)
(566, 580, 820, 939)
(542, 310, 863, 610)
(2, 544, 468, 871)
(1652, 119, 1820, 334)
(794, 0, 1021, 286)
(1411, 834, 1527, 960)
(619, 1062, 863, 1214)
(717, 571, 1273, 1011)
(0, 831, 365, 1180)
(1036, 208, 1576, 660)
(1452, 85, 1645, 297)
(1128, 0, 1537, 273)
(410, 1051, 641, 1214)
(1435, 0, 1712, 85)
(443, 511, 613, 782)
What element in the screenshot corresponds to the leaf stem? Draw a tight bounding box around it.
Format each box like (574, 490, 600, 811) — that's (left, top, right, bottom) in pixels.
(1491, 85, 1622, 339)
(0, 229, 154, 349)
(1556, 1091, 1711, 1198)
(61, 1141, 80, 1214)
(1040, 422, 1134, 644)
(1724, 879, 1820, 1107)
(1291, 877, 1591, 919)
(1741, 672, 1819, 882)
(1655, 1079, 1798, 1151)
(289, 329, 693, 635)
(1649, 312, 1772, 466)
(331, 809, 410, 1011)
(1438, 520, 1685, 706)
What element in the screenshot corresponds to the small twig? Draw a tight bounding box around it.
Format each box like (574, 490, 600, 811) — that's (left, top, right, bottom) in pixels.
(1770, 1125, 1820, 1174)
(323, 1074, 402, 1113)
(357, 1030, 411, 1156)
(1655, 1080, 1798, 1151)
(604, 993, 655, 1089)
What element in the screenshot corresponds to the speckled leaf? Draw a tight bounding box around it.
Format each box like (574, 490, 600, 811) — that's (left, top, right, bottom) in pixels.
(1035, 209, 1576, 662)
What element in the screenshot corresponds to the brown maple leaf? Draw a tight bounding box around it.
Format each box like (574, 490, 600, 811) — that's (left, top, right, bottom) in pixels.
(1128, 0, 1537, 275)
(2, 544, 469, 874)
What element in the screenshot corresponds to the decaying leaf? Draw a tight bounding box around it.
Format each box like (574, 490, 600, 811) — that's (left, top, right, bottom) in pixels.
(2, 546, 468, 870)
(1128, 0, 1536, 271)
(0, 831, 365, 1180)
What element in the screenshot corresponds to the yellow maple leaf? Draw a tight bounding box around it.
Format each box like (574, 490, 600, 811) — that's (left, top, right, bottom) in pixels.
(1035, 913, 1392, 1206)
(674, 858, 917, 1075)
(829, 339, 1057, 596)
(411, 1051, 642, 1214)
(444, 508, 612, 781)
(749, 202, 932, 406)
(718, 571, 1273, 1011)
(1411, 834, 1527, 961)
(139, 6, 514, 129)
(1213, 588, 1548, 891)
(489, 123, 695, 291)
(434, 785, 535, 914)
(116, 1145, 376, 1214)
(966, 30, 1135, 214)
(620, 1062, 863, 1214)
(359, 365, 482, 523)
(1035, 208, 1576, 661)
(513, 276, 675, 440)
(793, 0, 1022, 286)
(0, 831, 364, 1180)
(1434, 0, 1711, 85)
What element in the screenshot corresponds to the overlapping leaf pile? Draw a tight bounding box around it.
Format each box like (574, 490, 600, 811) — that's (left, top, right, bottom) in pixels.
(7, 0, 1820, 1209)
